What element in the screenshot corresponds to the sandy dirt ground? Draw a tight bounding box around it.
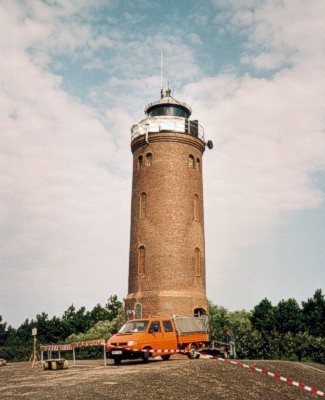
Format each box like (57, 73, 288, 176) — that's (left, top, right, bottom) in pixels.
(0, 357, 324, 399)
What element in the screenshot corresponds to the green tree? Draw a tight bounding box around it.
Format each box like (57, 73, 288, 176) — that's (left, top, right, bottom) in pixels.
(302, 289, 325, 337)
(62, 305, 91, 335)
(68, 307, 125, 343)
(251, 298, 275, 333)
(250, 298, 278, 359)
(89, 304, 109, 325)
(0, 295, 125, 361)
(16, 319, 33, 344)
(67, 307, 125, 359)
(105, 295, 123, 321)
(227, 310, 252, 333)
(0, 316, 8, 347)
(209, 302, 230, 340)
(32, 312, 50, 343)
(274, 298, 304, 334)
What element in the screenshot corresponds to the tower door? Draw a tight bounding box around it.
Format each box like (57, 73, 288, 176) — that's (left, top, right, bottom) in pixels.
(194, 308, 207, 317)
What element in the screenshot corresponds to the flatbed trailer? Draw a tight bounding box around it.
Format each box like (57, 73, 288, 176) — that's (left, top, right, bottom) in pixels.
(199, 340, 232, 358)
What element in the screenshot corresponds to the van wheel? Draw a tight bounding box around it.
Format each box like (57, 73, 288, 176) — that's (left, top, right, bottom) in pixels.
(142, 348, 150, 363)
(187, 344, 200, 359)
(161, 355, 171, 361)
(113, 357, 121, 366)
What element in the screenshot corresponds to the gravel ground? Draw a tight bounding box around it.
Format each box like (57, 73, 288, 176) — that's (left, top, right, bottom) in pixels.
(0, 357, 324, 399)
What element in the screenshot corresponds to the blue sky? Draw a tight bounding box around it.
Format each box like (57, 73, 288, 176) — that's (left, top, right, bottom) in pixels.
(1, 0, 324, 327)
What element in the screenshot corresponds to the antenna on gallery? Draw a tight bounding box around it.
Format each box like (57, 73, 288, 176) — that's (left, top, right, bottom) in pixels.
(160, 51, 164, 99)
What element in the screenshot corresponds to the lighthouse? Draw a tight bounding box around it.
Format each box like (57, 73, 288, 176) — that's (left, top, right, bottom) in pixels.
(125, 87, 212, 320)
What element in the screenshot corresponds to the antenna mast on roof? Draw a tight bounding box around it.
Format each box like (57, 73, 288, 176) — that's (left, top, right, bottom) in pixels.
(160, 51, 164, 98)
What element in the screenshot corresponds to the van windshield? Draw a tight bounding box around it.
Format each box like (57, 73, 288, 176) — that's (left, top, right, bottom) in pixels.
(118, 321, 149, 334)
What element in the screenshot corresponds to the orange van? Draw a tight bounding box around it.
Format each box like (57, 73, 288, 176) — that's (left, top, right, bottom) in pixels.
(106, 316, 210, 365)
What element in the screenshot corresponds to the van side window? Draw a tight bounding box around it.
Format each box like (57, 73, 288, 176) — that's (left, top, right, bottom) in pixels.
(149, 321, 161, 333)
(163, 320, 173, 333)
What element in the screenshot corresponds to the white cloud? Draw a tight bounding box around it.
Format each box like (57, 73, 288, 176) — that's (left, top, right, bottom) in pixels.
(119, 0, 325, 311)
(214, 0, 325, 72)
(0, 0, 133, 325)
(189, 0, 325, 306)
(240, 52, 288, 70)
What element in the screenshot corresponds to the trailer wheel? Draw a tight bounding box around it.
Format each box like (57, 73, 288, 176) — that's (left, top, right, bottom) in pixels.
(187, 344, 200, 359)
(113, 357, 121, 366)
(161, 355, 171, 361)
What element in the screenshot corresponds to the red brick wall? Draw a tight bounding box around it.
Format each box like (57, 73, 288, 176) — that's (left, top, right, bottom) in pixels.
(125, 132, 208, 319)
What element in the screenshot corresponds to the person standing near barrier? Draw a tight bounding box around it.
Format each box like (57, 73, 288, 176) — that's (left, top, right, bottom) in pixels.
(225, 329, 237, 359)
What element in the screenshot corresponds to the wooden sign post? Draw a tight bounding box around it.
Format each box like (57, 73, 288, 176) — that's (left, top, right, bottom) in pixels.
(29, 327, 40, 367)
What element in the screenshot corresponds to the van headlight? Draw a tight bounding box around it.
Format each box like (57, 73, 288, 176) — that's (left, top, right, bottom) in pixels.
(127, 341, 136, 346)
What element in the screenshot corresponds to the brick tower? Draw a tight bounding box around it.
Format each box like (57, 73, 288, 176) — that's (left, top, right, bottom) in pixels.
(125, 88, 212, 320)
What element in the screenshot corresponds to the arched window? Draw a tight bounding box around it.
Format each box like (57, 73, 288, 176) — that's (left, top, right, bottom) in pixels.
(134, 303, 142, 319)
(146, 153, 153, 166)
(139, 192, 147, 219)
(138, 155, 143, 169)
(196, 158, 201, 171)
(195, 247, 201, 277)
(194, 308, 207, 317)
(194, 194, 200, 221)
(189, 155, 195, 168)
(138, 246, 145, 275)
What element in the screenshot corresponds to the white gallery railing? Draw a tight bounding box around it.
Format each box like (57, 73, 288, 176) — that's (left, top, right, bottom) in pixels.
(131, 116, 205, 141)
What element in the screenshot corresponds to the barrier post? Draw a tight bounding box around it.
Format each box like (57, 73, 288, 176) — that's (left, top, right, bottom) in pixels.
(73, 347, 76, 367)
(103, 344, 106, 367)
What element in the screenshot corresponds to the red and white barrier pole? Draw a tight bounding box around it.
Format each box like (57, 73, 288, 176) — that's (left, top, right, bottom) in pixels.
(200, 354, 325, 398)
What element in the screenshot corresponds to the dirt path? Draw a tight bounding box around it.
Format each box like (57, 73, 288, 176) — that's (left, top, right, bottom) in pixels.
(0, 358, 324, 399)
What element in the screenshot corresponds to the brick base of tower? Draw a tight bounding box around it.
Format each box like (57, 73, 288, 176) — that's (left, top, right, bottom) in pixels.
(125, 291, 208, 319)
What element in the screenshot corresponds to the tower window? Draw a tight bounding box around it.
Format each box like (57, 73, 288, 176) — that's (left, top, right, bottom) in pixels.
(138, 155, 143, 169)
(146, 153, 153, 166)
(189, 155, 195, 168)
(139, 192, 147, 219)
(196, 158, 201, 170)
(194, 194, 200, 221)
(195, 247, 201, 277)
(134, 303, 142, 319)
(138, 246, 145, 275)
